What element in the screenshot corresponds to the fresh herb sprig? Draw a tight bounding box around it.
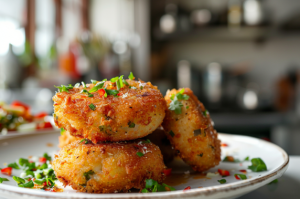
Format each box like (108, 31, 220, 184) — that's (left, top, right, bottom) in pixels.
(141, 179, 175, 193)
(248, 158, 267, 172)
(169, 89, 189, 114)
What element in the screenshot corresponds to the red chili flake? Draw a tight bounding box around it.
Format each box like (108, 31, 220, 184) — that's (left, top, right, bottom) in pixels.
(163, 168, 172, 176)
(218, 169, 230, 176)
(35, 112, 48, 119)
(39, 157, 47, 163)
(1, 167, 12, 176)
(117, 93, 122, 96)
(235, 175, 240, 180)
(98, 89, 106, 97)
(221, 143, 228, 147)
(183, 186, 191, 191)
(239, 170, 247, 173)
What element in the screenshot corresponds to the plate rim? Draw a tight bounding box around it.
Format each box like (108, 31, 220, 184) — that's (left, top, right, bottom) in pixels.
(0, 132, 289, 199)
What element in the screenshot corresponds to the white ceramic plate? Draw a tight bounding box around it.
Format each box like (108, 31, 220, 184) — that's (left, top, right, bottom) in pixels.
(0, 132, 289, 199)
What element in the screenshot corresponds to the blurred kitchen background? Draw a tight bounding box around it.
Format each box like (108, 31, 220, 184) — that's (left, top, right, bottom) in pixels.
(1, 0, 300, 154)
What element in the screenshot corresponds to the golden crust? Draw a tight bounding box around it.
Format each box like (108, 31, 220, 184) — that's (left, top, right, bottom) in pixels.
(58, 131, 81, 148)
(53, 79, 167, 143)
(52, 140, 166, 193)
(162, 88, 221, 172)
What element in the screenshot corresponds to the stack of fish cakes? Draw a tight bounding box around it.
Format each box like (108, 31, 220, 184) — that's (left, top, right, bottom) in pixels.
(52, 76, 168, 193)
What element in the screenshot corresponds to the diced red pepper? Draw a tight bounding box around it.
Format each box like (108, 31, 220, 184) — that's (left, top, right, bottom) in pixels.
(117, 93, 122, 96)
(98, 89, 106, 97)
(11, 101, 30, 111)
(239, 170, 247, 173)
(218, 169, 230, 176)
(43, 182, 47, 186)
(183, 186, 191, 191)
(1, 167, 12, 176)
(39, 157, 47, 163)
(163, 168, 172, 176)
(221, 143, 228, 147)
(36, 122, 53, 130)
(35, 112, 48, 119)
(235, 175, 240, 180)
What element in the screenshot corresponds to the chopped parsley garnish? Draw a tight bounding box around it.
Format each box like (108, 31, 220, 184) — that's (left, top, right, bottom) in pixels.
(89, 80, 106, 93)
(128, 72, 135, 80)
(202, 110, 208, 117)
(84, 170, 95, 181)
(142, 139, 151, 144)
(18, 180, 34, 188)
(169, 130, 175, 137)
(82, 81, 87, 88)
(13, 176, 25, 184)
(140, 86, 143, 90)
(89, 103, 96, 111)
(88, 93, 94, 97)
(223, 156, 239, 162)
(8, 162, 20, 170)
(60, 127, 66, 135)
(168, 89, 189, 114)
(54, 84, 74, 92)
(186, 106, 189, 109)
(142, 179, 175, 193)
(106, 89, 119, 96)
(235, 174, 247, 180)
(128, 121, 135, 128)
(91, 79, 97, 84)
(136, 152, 144, 157)
(111, 75, 127, 90)
(43, 153, 52, 161)
(80, 139, 89, 144)
(248, 158, 267, 172)
(218, 179, 226, 184)
(19, 158, 29, 166)
(244, 156, 250, 161)
(0, 177, 9, 183)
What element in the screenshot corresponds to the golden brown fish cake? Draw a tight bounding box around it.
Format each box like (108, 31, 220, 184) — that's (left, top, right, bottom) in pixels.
(144, 127, 175, 164)
(162, 88, 221, 172)
(58, 131, 81, 148)
(52, 139, 166, 193)
(53, 79, 167, 143)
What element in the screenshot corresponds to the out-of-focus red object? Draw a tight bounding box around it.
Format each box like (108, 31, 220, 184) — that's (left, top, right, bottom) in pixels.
(11, 101, 30, 111)
(39, 157, 47, 163)
(163, 168, 172, 176)
(35, 112, 48, 119)
(183, 186, 191, 191)
(36, 122, 53, 130)
(218, 169, 230, 176)
(1, 167, 12, 176)
(98, 89, 105, 96)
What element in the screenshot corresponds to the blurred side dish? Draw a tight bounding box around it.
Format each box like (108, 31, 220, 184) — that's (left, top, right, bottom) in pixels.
(0, 101, 53, 134)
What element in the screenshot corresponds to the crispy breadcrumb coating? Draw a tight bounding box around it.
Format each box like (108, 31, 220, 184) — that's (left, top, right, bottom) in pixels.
(162, 88, 221, 172)
(53, 79, 167, 143)
(52, 140, 166, 193)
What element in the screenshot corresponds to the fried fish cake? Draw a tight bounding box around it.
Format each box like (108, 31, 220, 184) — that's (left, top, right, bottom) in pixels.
(162, 88, 221, 172)
(53, 79, 167, 143)
(52, 140, 166, 193)
(58, 130, 81, 148)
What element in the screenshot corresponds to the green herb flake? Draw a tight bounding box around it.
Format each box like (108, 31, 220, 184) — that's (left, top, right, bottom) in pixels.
(123, 79, 129, 86)
(169, 130, 175, 137)
(0, 177, 9, 183)
(80, 139, 89, 144)
(82, 81, 87, 88)
(136, 152, 144, 157)
(140, 86, 143, 90)
(19, 158, 29, 166)
(106, 89, 119, 96)
(218, 179, 226, 184)
(186, 106, 189, 109)
(144, 179, 175, 192)
(12, 176, 25, 184)
(88, 94, 94, 97)
(89, 103, 96, 111)
(128, 72, 135, 80)
(110, 76, 119, 83)
(43, 153, 52, 161)
(202, 110, 208, 117)
(89, 80, 106, 93)
(235, 174, 247, 180)
(54, 84, 73, 92)
(8, 162, 20, 170)
(128, 121, 135, 128)
(248, 158, 267, 172)
(34, 179, 45, 185)
(141, 188, 149, 193)
(91, 80, 97, 84)
(142, 139, 151, 144)
(60, 127, 66, 135)
(19, 180, 34, 188)
(169, 97, 183, 114)
(83, 170, 95, 181)
(244, 156, 250, 161)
